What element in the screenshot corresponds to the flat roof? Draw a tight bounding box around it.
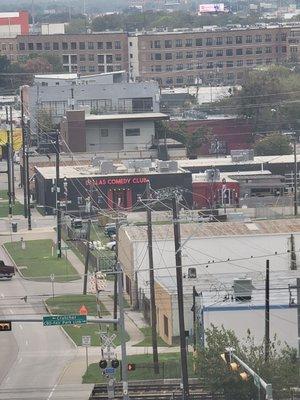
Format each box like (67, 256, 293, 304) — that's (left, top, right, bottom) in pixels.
(85, 112, 169, 122)
(35, 163, 187, 179)
(34, 71, 125, 80)
(178, 154, 297, 169)
(122, 218, 300, 241)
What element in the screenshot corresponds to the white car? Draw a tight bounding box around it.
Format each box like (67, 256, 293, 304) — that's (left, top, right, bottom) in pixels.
(106, 241, 116, 251)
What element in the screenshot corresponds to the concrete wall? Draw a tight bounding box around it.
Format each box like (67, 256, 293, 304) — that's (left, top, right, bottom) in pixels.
(86, 121, 124, 152)
(123, 120, 155, 151)
(155, 281, 174, 345)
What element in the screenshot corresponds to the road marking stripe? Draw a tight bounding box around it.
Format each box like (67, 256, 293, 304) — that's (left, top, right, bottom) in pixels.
(19, 324, 23, 330)
(47, 381, 59, 400)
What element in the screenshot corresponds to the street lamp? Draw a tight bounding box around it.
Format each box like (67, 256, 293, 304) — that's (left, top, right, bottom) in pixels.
(283, 131, 298, 216)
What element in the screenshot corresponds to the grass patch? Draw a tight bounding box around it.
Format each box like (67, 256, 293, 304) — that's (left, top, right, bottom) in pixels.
(82, 352, 198, 383)
(109, 295, 130, 309)
(46, 294, 129, 347)
(133, 326, 171, 347)
(0, 190, 8, 200)
(4, 239, 80, 282)
(0, 201, 24, 217)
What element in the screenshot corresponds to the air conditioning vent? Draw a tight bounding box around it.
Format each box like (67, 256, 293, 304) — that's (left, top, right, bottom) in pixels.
(188, 267, 197, 279)
(233, 278, 253, 301)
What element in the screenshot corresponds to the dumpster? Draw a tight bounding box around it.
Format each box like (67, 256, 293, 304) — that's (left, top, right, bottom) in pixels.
(12, 222, 17, 233)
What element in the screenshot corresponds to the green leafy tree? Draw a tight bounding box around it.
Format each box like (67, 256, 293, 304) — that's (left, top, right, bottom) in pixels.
(66, 18, 87, 34)
(254, 133, 293, 156)
(196, 325, 299, 400)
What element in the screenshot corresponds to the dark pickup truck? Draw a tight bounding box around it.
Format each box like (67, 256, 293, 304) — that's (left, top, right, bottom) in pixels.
(0, 260, 15, 280)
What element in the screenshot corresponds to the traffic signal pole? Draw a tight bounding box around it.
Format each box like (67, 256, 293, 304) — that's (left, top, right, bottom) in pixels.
(55, 131, 61, 257)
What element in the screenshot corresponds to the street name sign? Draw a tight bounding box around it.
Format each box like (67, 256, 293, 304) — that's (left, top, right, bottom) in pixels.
(43, 315, 87, 326)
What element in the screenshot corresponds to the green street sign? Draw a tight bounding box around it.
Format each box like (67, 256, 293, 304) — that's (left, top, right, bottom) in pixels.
(253, 374, 260, 388)
(43, 315, 87, 326)
(61, 246, 69, 250)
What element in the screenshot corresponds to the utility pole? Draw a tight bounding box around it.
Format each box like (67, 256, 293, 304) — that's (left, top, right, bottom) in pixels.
(83, 218, 91, 294)
(297, 278, 300, 358)
(25, 133, 32, 230)
(6, 109, 12, 217)
(55, 131, 61, 257)
(70, 87, 75, 110)
(20, 88, 27, 218)
(293, 136, 298, 216)
(265, 259, 270, 363)
(117, 262, 129, 400)
(146, 182, 159, 374)
(9, 107, 15, 204)
(113, 217, 119, 331)
(172, 196, 189, 400)
(192, 286, 199, 352)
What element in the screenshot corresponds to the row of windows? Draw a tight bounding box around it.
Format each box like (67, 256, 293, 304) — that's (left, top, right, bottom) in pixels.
(16, 40, 122, 52)
(148, 33, 286, 49)
(62, 54, 122, 64)
(160, 71, 244, 85)
(150, 46, 280, 60)
(148, 58, 274, 72)
(63, 65, 122, 73)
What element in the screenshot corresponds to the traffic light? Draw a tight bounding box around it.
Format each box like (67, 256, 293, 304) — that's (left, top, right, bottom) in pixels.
(221, 351, 231, 365)
(240, 372, 249, 381)
(111, 359, 119, 369)
(0, 321, 12, 331)
(99, 359, 107, 369)
(127, 363, 136, 371)
(230, 362, 239, 372)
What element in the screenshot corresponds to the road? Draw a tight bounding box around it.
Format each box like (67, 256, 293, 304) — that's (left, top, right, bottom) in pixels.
(0, 238, 92, 400)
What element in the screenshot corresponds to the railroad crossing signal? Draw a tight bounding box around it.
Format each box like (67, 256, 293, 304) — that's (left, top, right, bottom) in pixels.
(100, 333, 117, 350)
(0, 321, 12, 331)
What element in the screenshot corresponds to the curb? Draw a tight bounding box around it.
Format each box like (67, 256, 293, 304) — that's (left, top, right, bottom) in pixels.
(2, 243, 26, 279)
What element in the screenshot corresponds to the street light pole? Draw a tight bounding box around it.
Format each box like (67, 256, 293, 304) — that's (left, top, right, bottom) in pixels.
(293, 136, 298, 216)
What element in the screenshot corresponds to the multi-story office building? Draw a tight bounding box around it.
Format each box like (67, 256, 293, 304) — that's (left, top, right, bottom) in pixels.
(129, 25, 291, 86)
(0, 24, 298, 86)
(0, 32, 128, 74)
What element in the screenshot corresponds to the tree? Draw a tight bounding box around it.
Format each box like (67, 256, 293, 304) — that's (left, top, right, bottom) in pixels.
(196, 325, 298, 400)
(66, 17, 87, 34)
(24, 57, 53, 74)
(36, 109, 55, 134)
(254, 133, 293, 156)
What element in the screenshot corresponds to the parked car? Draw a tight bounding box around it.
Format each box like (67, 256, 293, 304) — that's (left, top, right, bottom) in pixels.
(106, 240, 116, 251)
(104, 223, 117, 238)
(0, 260, 15, 280)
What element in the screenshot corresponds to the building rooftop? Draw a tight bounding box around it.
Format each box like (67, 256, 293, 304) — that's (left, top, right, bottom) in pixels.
(122, 218, 300, 242)
(85, 112, 169, 122)
(34, 71, 125, 80)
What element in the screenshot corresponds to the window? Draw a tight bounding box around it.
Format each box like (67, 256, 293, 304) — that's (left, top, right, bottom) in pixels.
(236, 36, 242, 44)
(62, 42, 68, 50)
(266, 58, 273, 64)
(246, 48, 253, 55)
(282, 46, 287, 53)
(207, 62, 213, 69)
(265, 34, 272, 42)
(226, 49, 233, 56)
(166, 77, 173, 85)
(164, 52, 172, 60)
(176, 77, 184, 84)
(77, 197, 83, 205)
(206, 37, 213, 46)
(97, 42, 103, 49)
(185, 39, 193, 47)
(155, 65, 161, 72)
(125, 128, 140, 136)
(227, 73, 234, 80)
(187, 63, 193, 70)
(115, 54, 122, 61)
(226, 36, 233, 44)
(175, 39, 182, 47)
(154, 53, 161, 60)
(80, 54, 86, 61)
(216, 37, 223, 45)
(187, 75, 194, 84)
(206, 50, 213, 57)
(165, 40, 172, 48)
(196, 50, 203, 58)
(256, 59, 263, 65)
(71, 42, 77, 50)
(237, 60, 243, 66)
(36, 43, 42, 50)
(98, 65, 105, 72)
(101, 128, 108, 137)
(255, 35, 262, 43)
(88, 54, 94, 61)
(62, 55, 69, 64)
(196, 38, 202, 46)
(106, 42, 112, 49)
(236, 48, 243, 55)
(176, 64, 183, 70)
(246, 59, 254, 66)
(216, 61, 223, 68)
(265, 47, 272, 53)
(89, 66, 95, 72)
(19, 43, 25, 51)
(9, 44, 13, 51)
(79, 42, 85, 50)
(166, 64, 173, 71)
(88, 42, 94, 50)
(106, 55, 113, 63)
(1, 44, 6, 51)
(154, 40, 161, 48)
(80, 66, 86, 72)
(256, 47, 262, 54)
(281, 33, 287, 42)
(216, 49, 223, 57)
(43, 42, 50, 51)
(186, 51, 193, 58)
(246, 35, 252, 43)
(53, 42, 59, 50)
(115, 41, 121, 49)
(226, 61, 233, 67)
(196, 62, 202, 69)
(28, 43, 34, 50)
(41, 100, 67, 116)
(98, 55, 104, 63)
(163, 315, 169, 337)
(176, 52, 183, 59)
(70, 55, 77, 64)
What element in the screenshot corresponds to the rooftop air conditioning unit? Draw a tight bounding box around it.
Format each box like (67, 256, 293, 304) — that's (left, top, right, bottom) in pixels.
(231, 149, 254, 162)
(205, 169, 220, 182)
(233, 278, 253, 301)
(99, 161, 114, 175)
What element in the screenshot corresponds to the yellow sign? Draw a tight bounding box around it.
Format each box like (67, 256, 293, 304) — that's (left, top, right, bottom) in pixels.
(0, 129, 23, 151)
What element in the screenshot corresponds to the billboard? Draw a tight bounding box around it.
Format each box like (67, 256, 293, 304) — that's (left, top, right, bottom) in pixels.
(198, 3, 225, 13)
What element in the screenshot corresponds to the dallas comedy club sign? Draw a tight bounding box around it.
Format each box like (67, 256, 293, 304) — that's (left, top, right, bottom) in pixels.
(85, 176, 149, 187)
